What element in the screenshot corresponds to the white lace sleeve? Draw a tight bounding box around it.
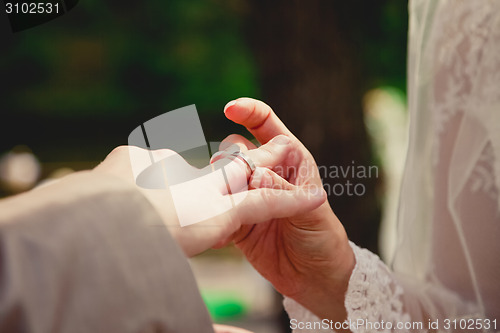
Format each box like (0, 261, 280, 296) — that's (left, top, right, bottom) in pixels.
(286, 1, 500, 331)
(343, 242, 412, 332)
(285, 241, 482, 333)
(284, 297, 334, 333)
(284, 242, 411, 333)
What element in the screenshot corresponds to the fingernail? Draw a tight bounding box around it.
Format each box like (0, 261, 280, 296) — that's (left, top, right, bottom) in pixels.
(219, 140, 238, 152)
(210, 151, 225, 163)
(271, 135, 291, 145)
(224, 100, 237, 113)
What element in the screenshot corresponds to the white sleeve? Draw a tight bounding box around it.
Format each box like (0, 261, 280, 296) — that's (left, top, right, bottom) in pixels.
(284, 297, 333, 333)
(286, 1, 500, 330)
(0, 171, 214, 333)
(284, 242, 410, 333)
(284, 242, 481, 333)
(342, 242, 412, 331)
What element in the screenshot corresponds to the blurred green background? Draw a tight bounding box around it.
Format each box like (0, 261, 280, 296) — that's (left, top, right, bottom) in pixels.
(0, 0, 261, 164)
(0, 1, 408, 331)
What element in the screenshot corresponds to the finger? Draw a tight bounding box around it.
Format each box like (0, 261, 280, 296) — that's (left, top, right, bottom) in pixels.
(224, 98, 295, 144)
(213, 168, 295, 249)
(220, 134, 257, 151)
(210, 135, 256, 164)
(197, 179, 326, 253)
(230, 169, 304, 245)
(213, 324, 254, 333)
(210, 135, 294, 188)
(249, 167, 294, 190)
(230, 184, 327, 226)
(245, 135, 294, 169)
(213, 183, 325, 251)
(96, 146, 177, 182)
(210, 143, 246, 164)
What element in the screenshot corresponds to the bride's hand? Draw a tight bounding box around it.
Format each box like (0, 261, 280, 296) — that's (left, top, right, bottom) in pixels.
(216, 97, 355, 322)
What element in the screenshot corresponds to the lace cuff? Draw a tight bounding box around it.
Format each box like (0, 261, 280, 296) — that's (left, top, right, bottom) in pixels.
(346, 241, 411, 332)
(284, 296, 334, 332)
(284, 242, 411, 333)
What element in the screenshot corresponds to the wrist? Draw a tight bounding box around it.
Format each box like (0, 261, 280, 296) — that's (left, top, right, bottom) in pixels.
(292, 228, 355, 323)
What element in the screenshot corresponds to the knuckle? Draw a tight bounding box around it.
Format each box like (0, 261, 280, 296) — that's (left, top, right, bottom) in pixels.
(225, 133, 245, 142)
(151, 148, 175, 160)
(108, 145, 129, 157)
(220, 135, 246, 150)
(259, 146, 274, 162)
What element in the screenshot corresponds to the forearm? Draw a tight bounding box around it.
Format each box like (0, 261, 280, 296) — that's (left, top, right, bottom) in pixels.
(283, 207, 355, 330)
(293, 235, 354, 326)
(0, 171, 213, 333)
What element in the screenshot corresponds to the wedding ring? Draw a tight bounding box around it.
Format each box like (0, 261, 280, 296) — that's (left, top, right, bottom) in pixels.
(230, 151, 256, 175)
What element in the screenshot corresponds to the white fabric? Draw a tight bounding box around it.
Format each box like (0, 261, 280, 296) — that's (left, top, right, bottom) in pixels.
(285, 0, 500, 331)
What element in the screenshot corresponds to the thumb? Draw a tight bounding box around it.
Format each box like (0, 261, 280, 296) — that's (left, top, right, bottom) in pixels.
(229, 182, 327, 226)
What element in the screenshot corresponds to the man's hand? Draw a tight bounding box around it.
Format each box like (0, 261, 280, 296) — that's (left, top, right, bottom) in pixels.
(218, 97, 356, 323)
